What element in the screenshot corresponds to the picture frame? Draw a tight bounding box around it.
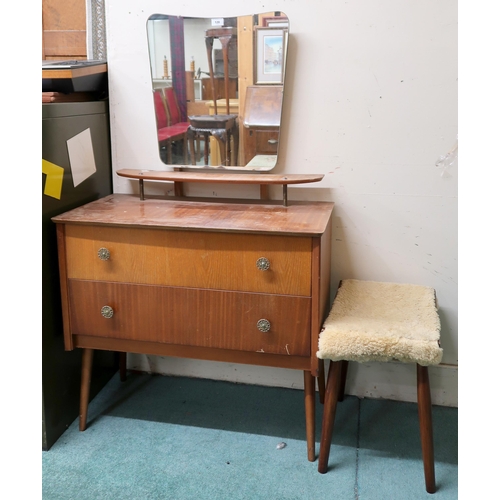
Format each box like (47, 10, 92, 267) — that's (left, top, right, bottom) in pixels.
(262, 16, 289, 28)
(254, 27, 288, 85)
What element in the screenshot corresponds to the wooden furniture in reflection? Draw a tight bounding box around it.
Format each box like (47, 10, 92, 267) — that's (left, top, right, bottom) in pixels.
(188, 27, 239, 166)
(243, 86, 283, 165)
(206, 99, 239, 166)
(53, 190, 333, 462)
(201, 77, 238, 101)
(188, 115, 238, 167)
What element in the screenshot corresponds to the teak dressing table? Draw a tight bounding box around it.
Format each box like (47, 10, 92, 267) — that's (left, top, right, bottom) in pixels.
(52, 171, 333, 461)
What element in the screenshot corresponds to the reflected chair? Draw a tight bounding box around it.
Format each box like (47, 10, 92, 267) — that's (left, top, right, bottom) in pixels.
(316, 279, 443, 494)
(188, 27, 239, 167)
(153, 88, 188, 164)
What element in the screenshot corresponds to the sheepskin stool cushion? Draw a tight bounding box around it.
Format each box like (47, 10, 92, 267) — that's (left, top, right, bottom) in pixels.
(317, 279, 443, 365)
(317, 279, 442, 494)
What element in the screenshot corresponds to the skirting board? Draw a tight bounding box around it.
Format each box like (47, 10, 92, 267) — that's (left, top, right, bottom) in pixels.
(127, 354, 458, 407)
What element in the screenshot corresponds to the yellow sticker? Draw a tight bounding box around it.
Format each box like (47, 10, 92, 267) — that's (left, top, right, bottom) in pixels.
(42, 159, 64, 200)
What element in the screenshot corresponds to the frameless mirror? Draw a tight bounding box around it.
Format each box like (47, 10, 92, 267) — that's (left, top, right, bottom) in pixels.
(147, 12, 289, 171)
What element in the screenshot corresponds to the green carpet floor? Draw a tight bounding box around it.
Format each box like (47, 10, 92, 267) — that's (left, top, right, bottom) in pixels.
(42, 372, 458, 499)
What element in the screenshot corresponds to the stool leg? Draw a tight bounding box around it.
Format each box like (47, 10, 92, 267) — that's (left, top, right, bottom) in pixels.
(79, 348, 94, 431)
(417, 364, 436, 493)
(318, 361, 343, 473)
(203, 133, 209, 165)
(338, 360, 349, 402)
(304, 370, 316, 461)
(318, 359, 325, 404)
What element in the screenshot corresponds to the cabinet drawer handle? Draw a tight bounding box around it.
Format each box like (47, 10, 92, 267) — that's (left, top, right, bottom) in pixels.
(101, 306, 114, 319)
(256, 257, 270, 271)
(97, 248, 110, 260)
(257, 319, 271, 332)
(268, 139, 278, 145)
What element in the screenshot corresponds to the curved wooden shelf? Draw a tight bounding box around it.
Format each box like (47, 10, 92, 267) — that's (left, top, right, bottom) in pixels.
(116, 169, 324, 206)
(117, 169, 323, 185)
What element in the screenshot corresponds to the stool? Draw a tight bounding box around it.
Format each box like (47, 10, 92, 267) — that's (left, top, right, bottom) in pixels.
(316, 279, 443, 493)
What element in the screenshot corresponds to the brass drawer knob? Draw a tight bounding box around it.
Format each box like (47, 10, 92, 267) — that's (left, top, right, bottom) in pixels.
(256, 257, 270, 271)
(97, 248, 110, 260)
(101, 306, 114, 319)
(257, 319, 271, 332)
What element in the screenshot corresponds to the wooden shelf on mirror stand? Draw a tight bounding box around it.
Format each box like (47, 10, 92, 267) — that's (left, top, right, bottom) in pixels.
(116, 169, 324, 207)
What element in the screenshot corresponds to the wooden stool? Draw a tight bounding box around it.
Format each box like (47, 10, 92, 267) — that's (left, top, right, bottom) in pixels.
(316, 279, 443, 493)
(187, 26, 239, 166)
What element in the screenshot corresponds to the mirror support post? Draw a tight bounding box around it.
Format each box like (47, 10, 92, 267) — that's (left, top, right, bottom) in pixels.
(283, 185, 288, 207)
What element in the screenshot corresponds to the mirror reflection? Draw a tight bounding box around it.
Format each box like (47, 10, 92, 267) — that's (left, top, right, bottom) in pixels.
(147, 12, 289, 170)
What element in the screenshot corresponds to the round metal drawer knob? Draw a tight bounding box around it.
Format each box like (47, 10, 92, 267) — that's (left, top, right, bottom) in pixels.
(256, 257, 270, 271)
(97, 248, 110, 260)
(101, 306, 114, 319)
(257, 319, 271, 332)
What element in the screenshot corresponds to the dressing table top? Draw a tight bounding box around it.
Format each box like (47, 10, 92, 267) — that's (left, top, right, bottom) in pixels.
(52, 194, 334, 237)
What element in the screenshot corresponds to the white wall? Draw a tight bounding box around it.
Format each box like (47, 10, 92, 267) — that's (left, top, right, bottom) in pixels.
(105, 0, 458, 406)
(148, 18, 213, 79)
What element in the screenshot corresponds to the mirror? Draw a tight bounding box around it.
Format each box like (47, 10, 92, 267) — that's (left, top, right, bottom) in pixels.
(147, 12, 289, 171)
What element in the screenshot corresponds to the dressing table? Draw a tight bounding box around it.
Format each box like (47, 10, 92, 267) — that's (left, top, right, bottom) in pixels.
(53, 172, 333, 461)
(52, 11, 333, 461)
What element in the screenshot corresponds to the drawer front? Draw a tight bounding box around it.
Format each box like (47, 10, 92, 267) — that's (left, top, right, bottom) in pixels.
(255, 130, 279, 154)
(64, 225, 312, 296)
(69, 280, 311, 356)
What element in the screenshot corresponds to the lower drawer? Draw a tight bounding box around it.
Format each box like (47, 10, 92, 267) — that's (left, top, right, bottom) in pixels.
(68, 280, 311, 356)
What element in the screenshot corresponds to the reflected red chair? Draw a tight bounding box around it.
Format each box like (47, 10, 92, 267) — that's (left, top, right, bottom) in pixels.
(153, 88, 189, 164)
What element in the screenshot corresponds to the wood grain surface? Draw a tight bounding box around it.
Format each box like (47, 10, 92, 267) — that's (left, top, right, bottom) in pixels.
(69, 280, 311, 356)
(64, 225, 312, 295)
(52, 194, 334, 236)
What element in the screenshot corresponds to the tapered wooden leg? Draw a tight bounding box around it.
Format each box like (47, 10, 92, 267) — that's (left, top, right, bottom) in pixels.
(79, 348, 94, 431)
(417, 364, 436, 494)
(338, 360, 349, 402)
(304, 370, 316, 461)
(318, 359, 326, 404)
(119, 352, 127, 382)
(318, 361, 343, 473)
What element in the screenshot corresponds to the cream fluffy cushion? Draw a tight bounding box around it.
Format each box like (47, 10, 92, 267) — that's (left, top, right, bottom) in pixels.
(317, 279, 443, 366)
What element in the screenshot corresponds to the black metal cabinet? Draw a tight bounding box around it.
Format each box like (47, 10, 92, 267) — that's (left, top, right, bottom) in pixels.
(42, 100, 117, 450)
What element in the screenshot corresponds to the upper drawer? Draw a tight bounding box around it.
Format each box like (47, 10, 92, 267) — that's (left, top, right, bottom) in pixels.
(64, 225, 312, 296)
